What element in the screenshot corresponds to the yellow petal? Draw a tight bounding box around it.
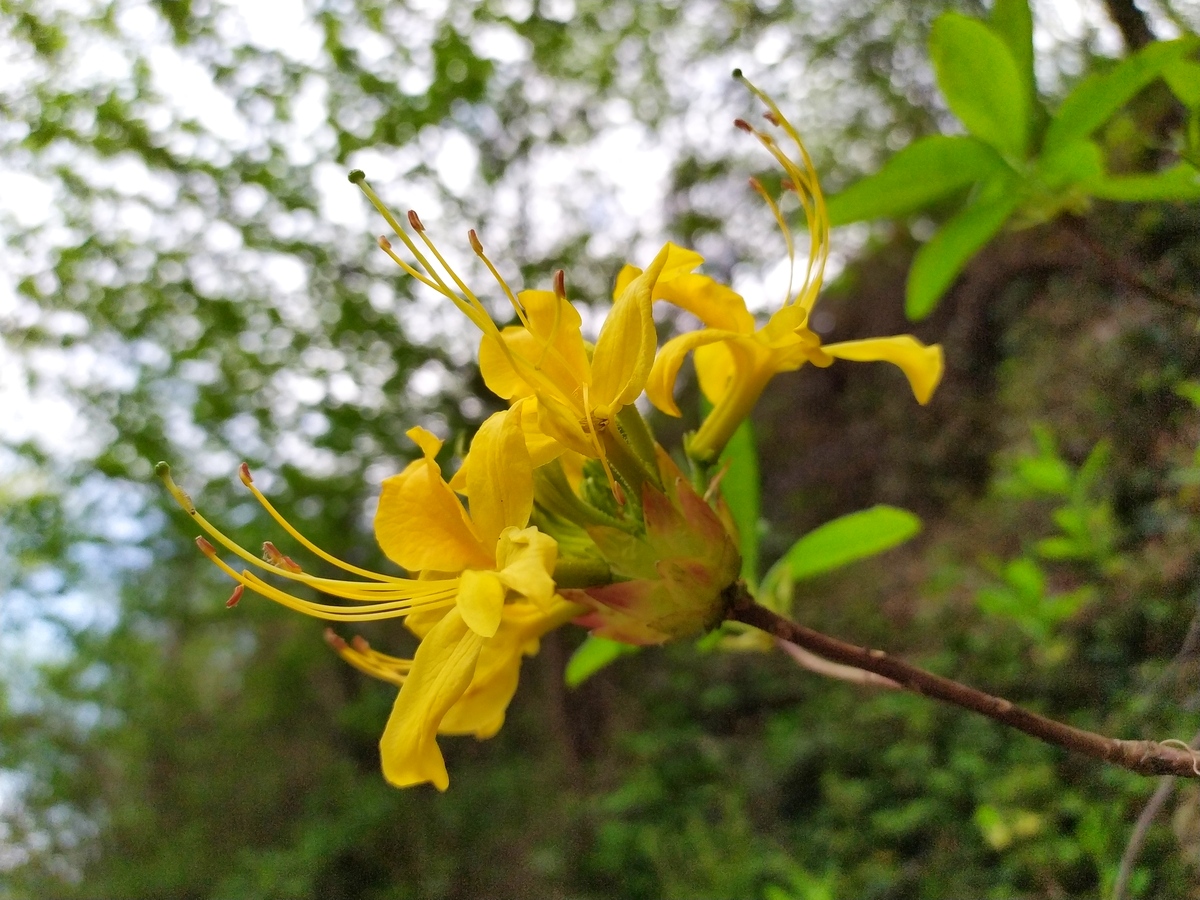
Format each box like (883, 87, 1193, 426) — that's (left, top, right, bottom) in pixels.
(645, 327, 748, 417)
(612, 264, 640, 301)
(456, 569, 505, 638)
(823, 335, 945, 404)
(495, 525, 558, 611)
(375, 430, 492, 573)
(466, 405, 533, 549)
(535, 392, 594, 457)
(590, 243, 670, 408)
(518, 290, 590, 387)
(478, 331, 530, 401)
(439, 599, 580, 738)
(379, 608, 484, 791)
(693, 341, 736, 405)
(520, 398, 567, 468)
(654, 273, 755, 333)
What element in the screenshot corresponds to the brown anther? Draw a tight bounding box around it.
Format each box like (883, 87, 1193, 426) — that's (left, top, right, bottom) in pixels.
(553, 269, 566, 300)
(733, 118, 753, 133)
(468, 229, 483, 254)
(262, 541, 303, 573)
(764, 111, 781, 126)
(238, 462, 253, 486)
(323, 628, 348, 651)
(378, 235, 392, 251)
(225, 584, 244, 608)
(781, 178, 795, 193)
(407, 209, 424, 232)
(613, 481, 627, 506)
(351, 635, 371, 653)
(195, 536, 216, 556)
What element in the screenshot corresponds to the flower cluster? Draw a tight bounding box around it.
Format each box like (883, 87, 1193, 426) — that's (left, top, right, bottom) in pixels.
(161, 78, 943, 790)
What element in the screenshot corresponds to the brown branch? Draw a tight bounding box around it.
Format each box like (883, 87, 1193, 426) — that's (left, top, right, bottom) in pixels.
(1102, 0, 1156, 52)
(1111, 731, 1200, 900)
(726, 586, 1200, 778)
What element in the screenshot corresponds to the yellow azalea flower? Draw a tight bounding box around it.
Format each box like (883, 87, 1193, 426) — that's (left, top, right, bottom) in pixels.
(160, 402, 572, 791)
(348, 170, 694, 501)
(644, 75, 944, 462)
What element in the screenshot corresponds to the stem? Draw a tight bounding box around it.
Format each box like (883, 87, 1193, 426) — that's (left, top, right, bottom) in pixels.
(726, 587, 1200, 778)
(1064, 217, 1200, 315)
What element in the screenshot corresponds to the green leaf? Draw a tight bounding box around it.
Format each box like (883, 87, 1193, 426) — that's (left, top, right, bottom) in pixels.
(905, 177, 1022, 319)
(930, 14, 1029, 158)
(719, 418, 760, 583)
(1036, 138, 1105, 190)
(766, 505, 921, 585)
(564, 635, 639, 687)
(1088, 163, 1200, 201)
(1045, 38, 1198, 153)
(1165, 59, 1200, 109)
(989, 0, 1036, 117)
(826, 136, 1008, 225)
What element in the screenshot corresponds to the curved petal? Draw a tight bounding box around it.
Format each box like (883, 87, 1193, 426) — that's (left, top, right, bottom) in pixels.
(439, 599, 581, 738)
(495, 525, 558, 610)
(379, 608, 484, 791)
(478, 331, 529, 401)
(645, 327, 753, 417)
(466, 405, 533, 549)
(612, 242, 704, 302)
(591, 243, 670, 409)
(536, 392, 594, 457)
(456, 569, 505, 638)
(823, 335, 945, 404)
(693, 341, 737, 405)
(375, 428, 492, 573)
(655, 273, 755, 333)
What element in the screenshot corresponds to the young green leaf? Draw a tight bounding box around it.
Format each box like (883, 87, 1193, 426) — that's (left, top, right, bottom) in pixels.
(1044, 38, 1198, 153)
(1035, 138, 1105, 190)
(826, 135, 1008, 225)
(564, 635, 639, 687)
(1088, 163, 1200, 202)
(764, 505, 921, 586)
(1164, 59, 1200, 109)
(719, 417, 761, 583)
(905, 176, 1022, 320)
(930, 13, 1029, 158)
(989, 0, 1036, 119)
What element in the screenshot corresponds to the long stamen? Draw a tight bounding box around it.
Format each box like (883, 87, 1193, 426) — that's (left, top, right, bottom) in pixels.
(236, 463, 409, 584)
(748, 175, 795, 308)
(731, 73, 830, 312)
(469, 228, 531, 330)
(196, 538, 457, 621)
(325, 630, 413, 687)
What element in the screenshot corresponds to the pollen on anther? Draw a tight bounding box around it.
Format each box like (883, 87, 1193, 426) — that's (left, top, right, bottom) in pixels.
(323, 628, 348, 651)
(378, 235, 392, 251)
(407, 209, 424, 232)
(553, 269, 566, 300)
(764, 111, 781, 126)
(226, 584, 245, 608)
(733, 118, 753, 133)
(238, 462, 253, 486)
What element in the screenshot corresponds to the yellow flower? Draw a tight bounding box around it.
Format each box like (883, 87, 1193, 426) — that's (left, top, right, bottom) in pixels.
(348, 170, 695, 502)
(645, 76, 944, 462)
(160, 402, 577, 791)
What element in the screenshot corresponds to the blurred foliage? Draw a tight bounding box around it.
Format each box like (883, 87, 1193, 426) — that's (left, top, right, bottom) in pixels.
(2, 0, 1200, 898)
